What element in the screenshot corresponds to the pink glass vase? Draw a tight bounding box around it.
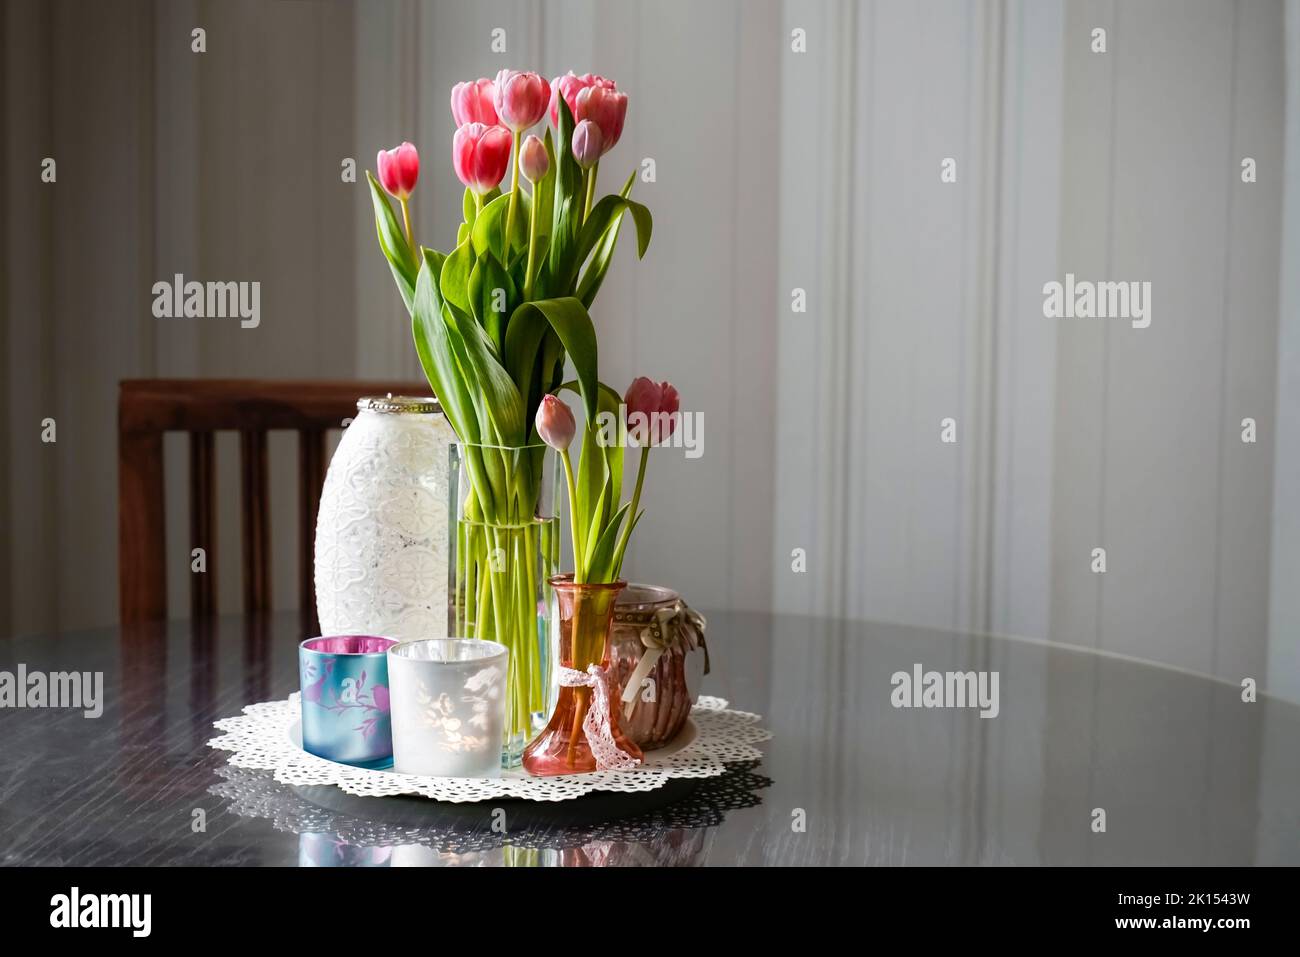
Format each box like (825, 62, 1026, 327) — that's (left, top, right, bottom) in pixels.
(522, 576, 643, 776)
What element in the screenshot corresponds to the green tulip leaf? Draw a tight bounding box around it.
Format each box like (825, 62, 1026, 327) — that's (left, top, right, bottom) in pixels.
(439, 239, 475, 314)
(503, 296, 599, 423)
(539, 325, 565, 398)
(444, 295, 524, 448)
(472, 190, 531, 264)
(467, 251, 516, 355)
(412, 249, 477, 446)
(529, 135, 557, 299)
(610, 508, 644, 580)
(571, 174, 652, 303)
(581, 480, 612, 574)
(546, 196, 577, 292)
(367, 172, 418, 311)
(574, 419, 604, 544)
(587, 501, 632, 582)
(547, 96, 584, 286)
(462, 188, 477, 229)
(593, 382, 626, 517)
(578, 189, 653, 261)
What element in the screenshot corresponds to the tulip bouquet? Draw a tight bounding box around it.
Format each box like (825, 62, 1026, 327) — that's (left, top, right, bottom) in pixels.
(367, 70, 653, 764)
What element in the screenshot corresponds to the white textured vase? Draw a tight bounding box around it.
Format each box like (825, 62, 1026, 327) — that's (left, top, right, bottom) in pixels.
(314, 395, 455, 641)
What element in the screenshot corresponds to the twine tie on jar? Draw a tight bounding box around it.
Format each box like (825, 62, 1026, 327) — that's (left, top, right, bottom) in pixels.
(555, 664, 642, 771)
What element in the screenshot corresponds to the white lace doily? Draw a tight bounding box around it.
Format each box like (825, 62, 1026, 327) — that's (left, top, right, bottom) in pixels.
(208, 694, 770, 803)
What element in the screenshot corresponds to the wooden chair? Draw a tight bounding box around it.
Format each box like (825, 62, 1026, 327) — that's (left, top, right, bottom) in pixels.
(118, 379, 428, 625)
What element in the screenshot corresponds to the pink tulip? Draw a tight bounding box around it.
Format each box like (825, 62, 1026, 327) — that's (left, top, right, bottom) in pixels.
(452, 123, 513, 195)
(519, 134, 549, 184)
(571, 120, 603, 170)
(536, 395, 577, 451)
(575, 86, 627, 154)
(450, 78, 498, 127)
(493, 70, 550, 132)
(624, 378, 680, 446)
(376, 141, 419, 200)
(550, 72, 616, 126)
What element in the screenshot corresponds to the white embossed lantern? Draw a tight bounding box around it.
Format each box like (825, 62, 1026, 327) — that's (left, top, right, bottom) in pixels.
(314, 396, 455, 640)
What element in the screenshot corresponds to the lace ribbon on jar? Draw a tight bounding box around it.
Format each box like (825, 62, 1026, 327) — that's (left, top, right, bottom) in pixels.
(619, 600, 709, 718)
(555, 664, 643, 770)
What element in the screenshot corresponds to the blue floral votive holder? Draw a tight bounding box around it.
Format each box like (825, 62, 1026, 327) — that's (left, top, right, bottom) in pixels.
(299, 635, 398, 768)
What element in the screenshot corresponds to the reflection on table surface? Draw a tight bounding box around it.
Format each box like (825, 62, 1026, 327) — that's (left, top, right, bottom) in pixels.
(211, 762, 771, 867)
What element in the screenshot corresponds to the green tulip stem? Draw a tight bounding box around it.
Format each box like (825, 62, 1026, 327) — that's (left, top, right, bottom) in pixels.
(399, 197, 415, 250)
(504, 130, 523, 258)
(611, 444, 649, 578)
(582, 160, 599, 223)
(473, 191, 483, 217)
(524, 182, 540, 301)
(560, 447, 584, 582)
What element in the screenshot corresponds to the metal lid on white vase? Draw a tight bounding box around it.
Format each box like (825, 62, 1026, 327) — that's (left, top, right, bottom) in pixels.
(356, 394, 441, 415)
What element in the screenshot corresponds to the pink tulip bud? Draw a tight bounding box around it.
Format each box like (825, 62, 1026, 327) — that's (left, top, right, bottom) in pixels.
(519, 134, 549, 184)
(450, 78, 498, 127)
(493, 70, 550, 132)
(375, 141, 419, 200)
(452, 123, 513, 195)
(536, 395, 577, 451)
(575, 86, 628, 154)
(571, 120, 603, 170)
(549, 72, 616, 127)
(624, 378, 680, 446)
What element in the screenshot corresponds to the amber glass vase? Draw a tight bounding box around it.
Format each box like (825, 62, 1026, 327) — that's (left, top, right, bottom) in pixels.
(522, 576, 643, 776)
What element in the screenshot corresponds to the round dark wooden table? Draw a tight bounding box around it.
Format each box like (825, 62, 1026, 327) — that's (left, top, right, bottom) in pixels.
(1, 611, 1296, 865)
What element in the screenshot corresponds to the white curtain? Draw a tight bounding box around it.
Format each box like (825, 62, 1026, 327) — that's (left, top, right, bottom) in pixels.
(774, 0, 1291, 693)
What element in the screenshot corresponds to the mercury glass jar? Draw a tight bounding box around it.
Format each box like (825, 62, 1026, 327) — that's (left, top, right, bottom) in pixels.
(607, 585, 709, 750)
(314, 395, 455, 641)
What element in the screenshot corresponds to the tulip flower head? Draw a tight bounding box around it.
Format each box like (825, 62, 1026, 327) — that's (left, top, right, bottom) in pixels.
(452, 123, 513, 195)
(550, 71, 617, 127)
(519, 134, 549, 184)
(493, 70, 550, 132)
(575, 85, 627, 154)
(571, 120, 603, 170)
(376, 142, 419, 200)
(536, 395, 577, 451)
(450, 78, 498, 127)
(624, 377, 680, 446)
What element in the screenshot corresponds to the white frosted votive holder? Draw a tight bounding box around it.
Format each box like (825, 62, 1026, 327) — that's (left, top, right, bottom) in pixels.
(388, 639, 510, 778)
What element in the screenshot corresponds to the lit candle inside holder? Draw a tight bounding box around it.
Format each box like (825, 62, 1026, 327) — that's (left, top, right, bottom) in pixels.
(388, 639, 510, 777)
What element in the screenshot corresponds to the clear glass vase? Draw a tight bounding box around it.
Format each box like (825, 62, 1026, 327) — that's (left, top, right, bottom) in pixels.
(448, 442, 559, 768)
(521, 575, 644, 776)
